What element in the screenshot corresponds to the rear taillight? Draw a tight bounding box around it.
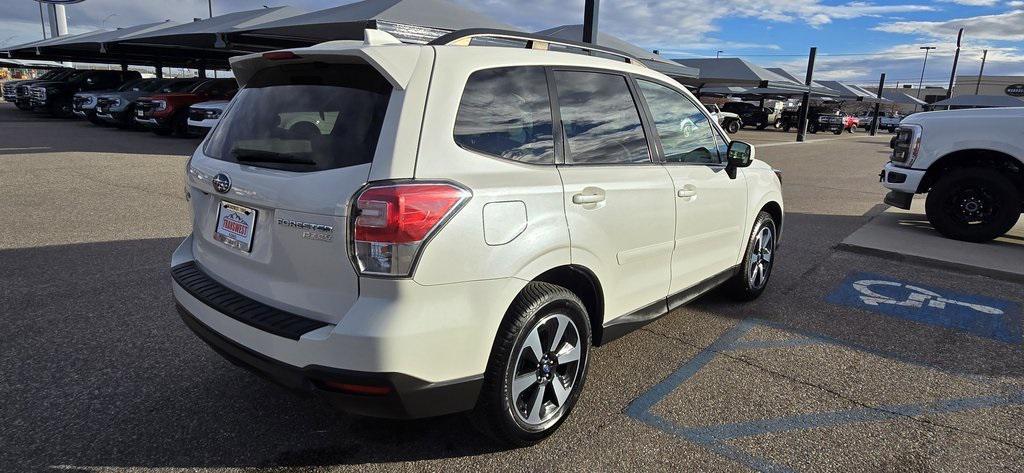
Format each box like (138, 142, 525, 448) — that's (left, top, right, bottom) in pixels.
(351, 182, 470, 277)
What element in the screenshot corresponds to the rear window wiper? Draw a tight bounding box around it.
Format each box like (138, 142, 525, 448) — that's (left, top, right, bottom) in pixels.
(232, 148, 317, 166)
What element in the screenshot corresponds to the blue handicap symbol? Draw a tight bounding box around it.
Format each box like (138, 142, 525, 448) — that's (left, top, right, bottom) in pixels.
(826, 272, 1022, 344)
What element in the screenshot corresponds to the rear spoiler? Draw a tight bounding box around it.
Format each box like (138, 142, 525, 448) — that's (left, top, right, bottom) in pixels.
(230, 29, 421, 90)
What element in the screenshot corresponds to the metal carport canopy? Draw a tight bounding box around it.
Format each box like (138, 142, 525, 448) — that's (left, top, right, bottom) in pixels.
(111, 7, 307, 67)
(817, 80, 891, 103)
(674, 57, 803, 89)
(699, 85, 835, 99)
(2, 28, 114, 59)
(766, 67, 839, 97)
(231, 0, 521, 47)
(882, 90, 927, 106)
(534, 25, 699, 81)
(1, 21, 194, 68)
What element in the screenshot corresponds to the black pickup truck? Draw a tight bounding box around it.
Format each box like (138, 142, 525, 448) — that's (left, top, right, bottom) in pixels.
(29, 70, 141, 117)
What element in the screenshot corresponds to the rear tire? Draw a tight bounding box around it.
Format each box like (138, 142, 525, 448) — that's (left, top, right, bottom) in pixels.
(725, 211, 777, 301)
(471, 282, 590, 447)
(925, 167, 1021, 243)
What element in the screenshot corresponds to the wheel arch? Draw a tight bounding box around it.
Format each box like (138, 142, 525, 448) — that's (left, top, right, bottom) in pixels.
(525, 265, 606, 346)
(760, 200, 784, 241)
(919, 149, 1023, 194)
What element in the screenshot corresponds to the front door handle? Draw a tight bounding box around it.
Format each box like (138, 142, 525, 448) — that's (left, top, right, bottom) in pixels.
(678, 188, 698, 198)
(572, 193, 606, 204)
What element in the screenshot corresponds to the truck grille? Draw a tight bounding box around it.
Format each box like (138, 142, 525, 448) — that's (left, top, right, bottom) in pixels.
(2, 83, 17, 101)
(135, 99, 158, 117)
(16, 84, 31, 98)
(95, 97, 117, 112)
(31, 88, 45, 102)
(72, 95, 91, 111)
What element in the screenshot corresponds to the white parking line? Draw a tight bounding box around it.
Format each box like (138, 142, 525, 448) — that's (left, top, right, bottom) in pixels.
(755, 135, 890, 148)
(0, 147, 51, 151)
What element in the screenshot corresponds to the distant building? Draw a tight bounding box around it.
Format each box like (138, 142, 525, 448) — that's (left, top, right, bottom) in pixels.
(953, 75, 1024, 99)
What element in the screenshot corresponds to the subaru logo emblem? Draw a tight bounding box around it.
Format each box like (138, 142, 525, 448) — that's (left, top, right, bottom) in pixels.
(212, 173, 231, 193)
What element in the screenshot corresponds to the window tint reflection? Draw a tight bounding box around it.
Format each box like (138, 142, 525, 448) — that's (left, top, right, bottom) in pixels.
(637, 80, 720, 164)
(554, 70, 650, 164)
(454, 67, 554, 164)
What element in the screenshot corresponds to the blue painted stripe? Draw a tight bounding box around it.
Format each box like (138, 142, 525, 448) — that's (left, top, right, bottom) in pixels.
(626, 319, 755, 418)
(687, 391, 1024, 441)
(635, 410, 796, 473)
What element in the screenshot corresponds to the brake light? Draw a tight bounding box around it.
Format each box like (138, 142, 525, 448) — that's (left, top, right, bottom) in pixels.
(351, 182, 470, 277)
(262, 51, 300, 61)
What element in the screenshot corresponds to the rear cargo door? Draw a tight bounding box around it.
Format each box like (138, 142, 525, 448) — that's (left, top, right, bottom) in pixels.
(186, 60, 402, 325)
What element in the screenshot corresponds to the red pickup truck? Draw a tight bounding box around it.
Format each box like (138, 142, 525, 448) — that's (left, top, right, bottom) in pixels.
(133, 78, 237, 136)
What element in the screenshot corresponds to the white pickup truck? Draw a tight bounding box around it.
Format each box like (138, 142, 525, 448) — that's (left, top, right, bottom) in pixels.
(880, 107, 1023, 242)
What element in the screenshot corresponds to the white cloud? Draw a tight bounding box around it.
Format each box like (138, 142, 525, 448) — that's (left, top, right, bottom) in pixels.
(937, 0, 1000, 6)
(874, 10, 1024, 41)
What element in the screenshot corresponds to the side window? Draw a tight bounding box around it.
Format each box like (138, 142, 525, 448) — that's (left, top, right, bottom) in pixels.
(637, 80, 720, 164)
(454, 66, 554, 164)
(553, 70, 651, 164)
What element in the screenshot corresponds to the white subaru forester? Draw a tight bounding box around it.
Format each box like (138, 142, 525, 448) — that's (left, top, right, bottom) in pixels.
(172, 29, 783, 446)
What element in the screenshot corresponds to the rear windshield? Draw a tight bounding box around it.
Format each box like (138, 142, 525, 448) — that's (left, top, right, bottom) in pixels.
(204, 63, 392, 173)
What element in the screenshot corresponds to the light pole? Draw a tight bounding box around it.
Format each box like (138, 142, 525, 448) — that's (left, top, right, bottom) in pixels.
(976, 49, 988, 95)
(716, 50, 723, 58)
(915, 46, 936, 111)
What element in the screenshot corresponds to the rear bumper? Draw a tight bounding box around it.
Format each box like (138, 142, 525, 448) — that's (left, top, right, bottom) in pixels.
(177, 302, 483, 419)
(169, 236, 519, 418)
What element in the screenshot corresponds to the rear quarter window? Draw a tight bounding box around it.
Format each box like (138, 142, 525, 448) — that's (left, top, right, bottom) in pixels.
(453, 66, 554, 165)
(203, 63, 392, 173)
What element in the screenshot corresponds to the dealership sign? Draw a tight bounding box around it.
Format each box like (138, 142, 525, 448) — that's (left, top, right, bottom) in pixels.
(1007, 84, 1024, 97)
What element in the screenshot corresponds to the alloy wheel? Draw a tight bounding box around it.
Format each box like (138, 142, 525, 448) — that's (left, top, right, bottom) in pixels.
(510, 313, 583, 429)
(749, 225, 774, 289)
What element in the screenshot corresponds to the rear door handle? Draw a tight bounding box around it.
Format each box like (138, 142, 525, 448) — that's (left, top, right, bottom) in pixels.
(678, 189, 698, 198)
(572, 190, 606, 205)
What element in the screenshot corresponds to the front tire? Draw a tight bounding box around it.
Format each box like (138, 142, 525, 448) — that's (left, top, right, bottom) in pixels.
(726, 120, 740, 134)
(925, 167, 1021, 243)
(471, 282, 591, 447)
(725, 211, 777, 301)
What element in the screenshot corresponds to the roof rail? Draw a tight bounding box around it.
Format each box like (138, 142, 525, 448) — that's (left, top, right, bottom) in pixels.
(428, 28, 646, 67)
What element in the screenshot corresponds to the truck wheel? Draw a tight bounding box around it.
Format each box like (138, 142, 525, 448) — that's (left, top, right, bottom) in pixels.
(471, 282, 590, 447)
(773, 119, 783, 130)
(172, 111, 191, 137)
(925, 167, 1022, 243)
(15, 102, 30, 111)
(833, 127, 843, 135)
(726, 120, 740, 134)
(725, 211, 777, 301)
(756, 122, 769, 130)
(847, 125, 856, 134)
(783, 124, 792, 132)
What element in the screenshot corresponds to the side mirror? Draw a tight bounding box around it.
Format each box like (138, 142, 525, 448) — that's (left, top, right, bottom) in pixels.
(725, 141, 755, 179)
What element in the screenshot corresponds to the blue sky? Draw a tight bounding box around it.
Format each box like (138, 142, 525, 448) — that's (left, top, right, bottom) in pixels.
(3, 0, 1022, 86)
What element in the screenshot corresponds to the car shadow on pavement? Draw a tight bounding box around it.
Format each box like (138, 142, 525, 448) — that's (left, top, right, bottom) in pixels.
(0, 238, 504, 472)
(2, 211, 1022, 470)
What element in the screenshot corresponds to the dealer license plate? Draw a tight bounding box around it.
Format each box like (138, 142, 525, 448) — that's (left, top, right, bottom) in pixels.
(214, 202, 257, 252)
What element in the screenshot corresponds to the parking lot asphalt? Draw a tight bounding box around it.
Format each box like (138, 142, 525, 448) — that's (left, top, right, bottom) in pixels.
(2, 103, 1022, 472)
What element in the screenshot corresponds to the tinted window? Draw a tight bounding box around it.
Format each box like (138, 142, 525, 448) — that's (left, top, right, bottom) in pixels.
(554, 70, 650, 164)
(454, 67, 554, 164)
(204, 63, 391, 173)
(637, 80, 720, 164)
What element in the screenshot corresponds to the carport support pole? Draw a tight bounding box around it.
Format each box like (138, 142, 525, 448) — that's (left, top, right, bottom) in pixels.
(796, 47, 817, 143)
(870, 73, 885, 136)
(199, 60, 207, 79)
(945, 28, 964, 100)
(583, 0, 599, 44)
(155, 62, 163, 79)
